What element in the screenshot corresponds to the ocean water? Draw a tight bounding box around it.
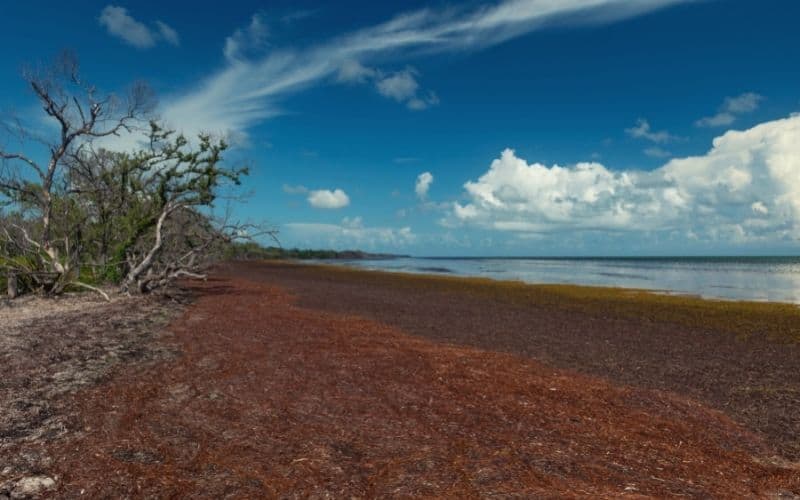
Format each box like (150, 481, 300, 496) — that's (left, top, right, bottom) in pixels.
(326, 256, 800, 304)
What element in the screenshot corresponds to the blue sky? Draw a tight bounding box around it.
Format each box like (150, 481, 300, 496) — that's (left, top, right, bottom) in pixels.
(2, 0, 800, 256)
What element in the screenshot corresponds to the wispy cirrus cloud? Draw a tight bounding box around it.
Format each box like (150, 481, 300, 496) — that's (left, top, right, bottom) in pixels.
(99, 5, 179, 49)
(224, 13, 269, 62)
(155, 0, 692, 141)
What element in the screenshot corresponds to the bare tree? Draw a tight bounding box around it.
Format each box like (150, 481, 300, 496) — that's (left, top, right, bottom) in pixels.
(116, 123, 276, 293)
(0, 52, 152, 295)
(64, 121, 276, 294)
(125, 207, 276, 293)
(2, 52, 275, 299)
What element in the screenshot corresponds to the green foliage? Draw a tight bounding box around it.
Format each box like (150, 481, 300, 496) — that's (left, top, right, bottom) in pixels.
(2, 120, 254, 296)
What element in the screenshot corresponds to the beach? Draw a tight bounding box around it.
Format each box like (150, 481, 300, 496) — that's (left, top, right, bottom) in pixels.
(333, 256, 800, 303)
(2, 260, 800, 497)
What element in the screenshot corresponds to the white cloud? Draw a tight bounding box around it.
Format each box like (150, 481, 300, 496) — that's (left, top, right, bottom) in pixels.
(448, 115, 800, 245)
(696, 112, 735, 128)
(341, 216, 363, 229)
(224, 13, 269, 62)
(99, 6, 155, 48)
(407, 91, 440, 111)
(307, 188, 350, 209)
(99, 6, 179, 49)
(626, 119, 676, 143)
(336, 60, 378, 83)
(751, 201, 769, 215)
(415, 171, 434, 199)
(644, 146, 671, 158)
(337, 62, 438, 110)
(281, 9, 320, 25)
(284, 219, 415, 250)
(376, 69, 419, 101)
(282, 184, 308, 195)
(696, 92, 763, 128)
(155, 21, 180, 46)
(724, 92, 763, 113)
(152, 0, 690, 141)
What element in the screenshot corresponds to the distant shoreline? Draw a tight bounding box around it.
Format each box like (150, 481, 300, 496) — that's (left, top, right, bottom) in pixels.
(328, 254, 800, 262)
(294, 259, 800, 318)
(316, 255, 800, 304)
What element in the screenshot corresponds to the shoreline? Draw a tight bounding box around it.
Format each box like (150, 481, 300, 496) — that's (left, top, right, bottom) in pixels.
(321, 256, 800, 305)
(326, 259, 800, 304)
(296, 260, 800, 343)
(315, 252, 800, 305)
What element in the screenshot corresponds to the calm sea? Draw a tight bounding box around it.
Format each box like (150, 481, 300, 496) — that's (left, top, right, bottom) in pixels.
(326, 256, 800, 304)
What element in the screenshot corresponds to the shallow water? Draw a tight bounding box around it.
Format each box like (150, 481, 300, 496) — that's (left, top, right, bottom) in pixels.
(326, 256, 800, 304)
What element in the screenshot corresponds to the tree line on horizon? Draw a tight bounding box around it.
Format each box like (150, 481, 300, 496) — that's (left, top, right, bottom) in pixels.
(0, 52, 275, 299)
(226, 242, 401, 260)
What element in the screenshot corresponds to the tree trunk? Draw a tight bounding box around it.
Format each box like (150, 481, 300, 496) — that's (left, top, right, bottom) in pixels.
(121, 205, 173, 293)
(7, 272, 18, 299)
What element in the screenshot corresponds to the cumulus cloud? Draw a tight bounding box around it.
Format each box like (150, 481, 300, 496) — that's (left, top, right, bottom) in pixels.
(99, 5, 179, 49)
(338, 63, 438, 110)
(153, 0, 690, 141)
(284, 219, 415, 250)
(376, 69, 418, 101)
(626, 119, 676, 144)
(307, 189, 350, 209)
(415, 171, 434, 199)
(696, 92, 763, 128)
(449, 115, 800, 245)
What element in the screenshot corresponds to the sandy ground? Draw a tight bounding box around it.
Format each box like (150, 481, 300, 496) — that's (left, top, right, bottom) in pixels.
(0, 292, 183, 499)
(1, 261, 799, 498)
(2, 289, 119, 330)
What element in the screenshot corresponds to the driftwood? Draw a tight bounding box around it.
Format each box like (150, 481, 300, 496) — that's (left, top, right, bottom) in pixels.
(7, 272, 18, 299)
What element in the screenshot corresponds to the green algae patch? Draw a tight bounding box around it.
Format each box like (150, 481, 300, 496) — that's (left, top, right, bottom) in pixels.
(277, 260, 800, 344)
